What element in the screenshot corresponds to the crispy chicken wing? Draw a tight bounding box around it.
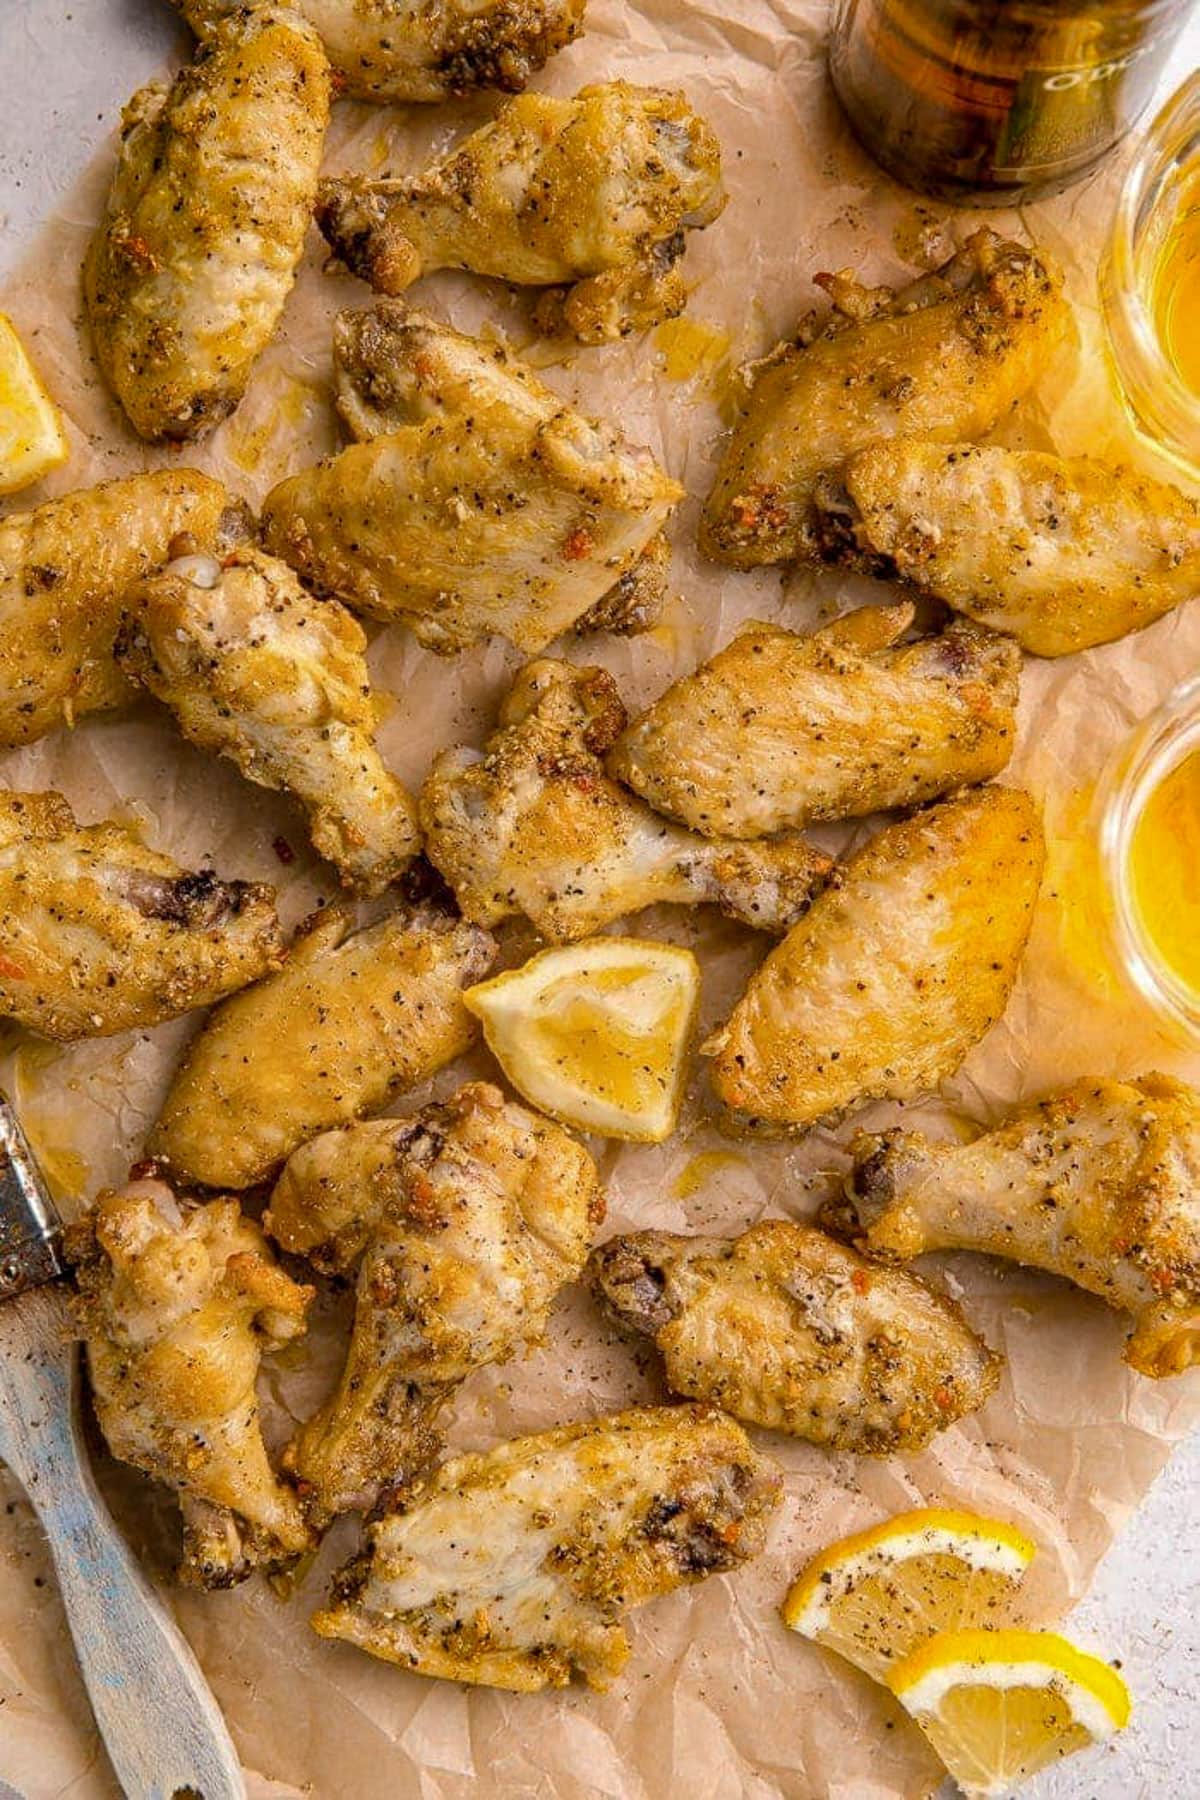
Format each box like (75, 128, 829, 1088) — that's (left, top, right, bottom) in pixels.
(266, 1081, 603, 1523)
(172, 0, 585, 101)
(814, 439, 1200, 657)
(588, 1222, 1000, 1453)
(83, 6, 330, 441)
(262, 307, 681, 653)
(0, 469, 247, 748)
(66, 1179, 314, 1587)
(420, 658, 832, 941)
(117, 545, 419, 896)
(317, 83, 725, 343)
(701, 230, 1067, 567)
(825, 1074, 1200, 1379)
(706, 786, 1044, 1133)
(0, 790, 282, 1042)
(608, 604, 1020, 838)
(312, 1403, 780, 1690)
(150, 902, 495, 1189)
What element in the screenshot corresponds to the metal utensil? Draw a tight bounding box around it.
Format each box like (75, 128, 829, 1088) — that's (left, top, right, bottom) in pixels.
(0, 1096, 245, 1800)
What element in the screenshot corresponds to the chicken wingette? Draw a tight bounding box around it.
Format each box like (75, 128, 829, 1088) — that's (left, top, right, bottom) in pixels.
(83, 6, 330, 441)
(607, 604, 1020, 838)
(588, 1222, 1000, 1453)
(149, 902, 495, 1189)
(312, 1404, 781, 1690)
(0, 790, 282, 1041)
(814, 439, 1200, 657)
(420, 658, 833, 941)
(118, 544, 419, 895)
(66, 1180, 314, 1587)
(701, 230, 1068, 567)
(825, 1073, 1200, 1379)
(266, 1082, 603, 1524)
(0, 468, 247, 748)
(706, 786, 1044, 1132)
(316, 83, 725, 343)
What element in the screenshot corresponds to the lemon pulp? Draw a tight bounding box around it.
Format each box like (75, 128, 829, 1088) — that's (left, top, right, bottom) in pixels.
(1129, 747, 1200, 995)
(0, 312, 68, 494)
(519, 966, 680, 1115)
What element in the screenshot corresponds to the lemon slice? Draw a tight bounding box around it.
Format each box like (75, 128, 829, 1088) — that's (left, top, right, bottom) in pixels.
(0, 313, 68, 495)
(888, 1627, 1131, 1797)
(464, 937, 700, 1141)
(782, 1508, 1035, 1682)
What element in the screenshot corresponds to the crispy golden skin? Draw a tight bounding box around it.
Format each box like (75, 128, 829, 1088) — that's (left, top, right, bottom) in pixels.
(172, 0, 586, 103)
(0, 469, 246, 748)
(0, 790, 282, 1042)
(83, 7, 330, 441)
(825, 1074, 1200, 1379)
(815, 439, 1200, 657)
(266, 1082, 603, 1524)
(316, 83, 725, 343)
(701, 230, 1067, 567)
(118, 545, 420, 896)
(149, 903, 495, 1189)
(608, 604, 1020, 838)
(588, 1222, 1000, 1452)
(706, 786, 1045, 1133)
(66, 1180, 314, 1587)
(262, 308, 682, 653)
(420, 658, 832, 941)
(312, 1404, 781, 1690)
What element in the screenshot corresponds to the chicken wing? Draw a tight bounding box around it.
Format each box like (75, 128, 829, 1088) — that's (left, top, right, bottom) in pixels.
(83, 6, 330, 441)
(705, 786, 1044, 1133)
(700, 230, 1067, 568)
(117, 545, 419, 896)
(316, 83, 725, 343)
(149, 902, 495, 1189)
(814, 439, 1200, 657)
(607, 605, 1020, 838)
(262, 307, 682, 653)
(0, 468, 247, 748)
(266, 1081, 603, 1523)
(588, 1222, 1000, 1453)
(0, 790, 282, 1042)
(66, 1179, 314, 1587)
(825, 1073, 1200, 1379)
(311, 1403, 780, 1690)
(420, 658, 832, 941)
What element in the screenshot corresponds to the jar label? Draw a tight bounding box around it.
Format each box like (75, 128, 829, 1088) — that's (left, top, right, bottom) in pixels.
(994, 34, 1173, 176)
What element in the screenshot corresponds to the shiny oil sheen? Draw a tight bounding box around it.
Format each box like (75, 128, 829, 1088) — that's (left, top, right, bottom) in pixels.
(1128, 748, 1200, 998)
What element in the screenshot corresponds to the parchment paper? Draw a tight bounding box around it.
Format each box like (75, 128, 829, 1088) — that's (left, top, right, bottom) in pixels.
(2, 2, 1199, 1794)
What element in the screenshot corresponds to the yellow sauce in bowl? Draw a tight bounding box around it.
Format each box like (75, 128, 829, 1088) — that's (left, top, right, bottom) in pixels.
(1128, 748, 1200, 998)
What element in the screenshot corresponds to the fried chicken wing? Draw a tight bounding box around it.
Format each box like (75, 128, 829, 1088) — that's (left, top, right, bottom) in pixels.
(814, 439, 1200, 657)
(701, 230, 1067, 568)
(66, 1179, 314, 1587)
(705, 786, 1044, 1133)
(0, 469, 247, 748)
(0, 790, 282, 1042)
(117, 545, 419, 896)
(262, 307, 682, 653)
(607, 605, 1020, 838)
(83, 6, 330, 441)
(316, 83, 725, 343)
(312, 1403, 780, 1690)
(825, 1074, 1200, 1378)
(149, 902, 495, 1190)
(172, 0, 585, 102)
(266, 1081, 603, 1523)
(588, 1222, 1000, 1453)
(420, 658, 832, 941)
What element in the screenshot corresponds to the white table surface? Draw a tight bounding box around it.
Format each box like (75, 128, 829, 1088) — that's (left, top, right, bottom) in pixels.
(0, 5, 1197, 1798)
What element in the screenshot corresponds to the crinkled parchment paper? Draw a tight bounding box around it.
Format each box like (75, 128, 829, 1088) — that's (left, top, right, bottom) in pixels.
(2, 2, 1199, 1795)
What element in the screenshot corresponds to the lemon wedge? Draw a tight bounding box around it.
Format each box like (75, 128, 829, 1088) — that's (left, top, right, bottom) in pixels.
(888, 1627, 1131, 1797)
(464, 937, 699, 1141)
(782, 1507, 1035, 1682)
(0, 313, 68, 495)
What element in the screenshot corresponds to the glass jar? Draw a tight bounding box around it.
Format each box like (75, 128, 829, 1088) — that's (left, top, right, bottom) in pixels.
(1100, 70, 1200, 483)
